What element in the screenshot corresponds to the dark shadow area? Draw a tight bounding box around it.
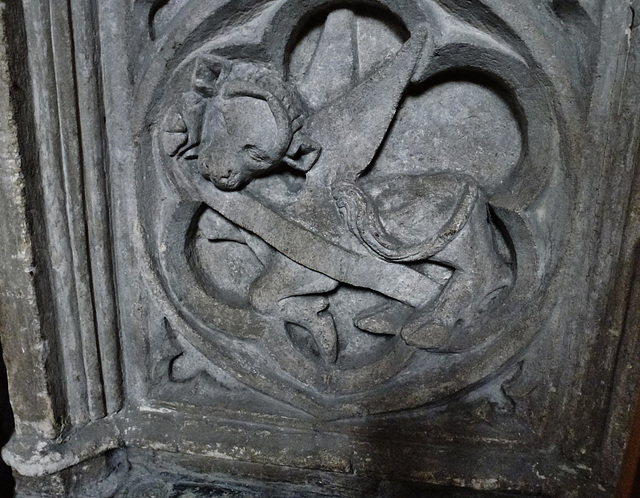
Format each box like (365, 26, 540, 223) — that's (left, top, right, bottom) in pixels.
(0, 2, 44, 496)
(0, 340, 15, 494)
(615, 240, 640, 498)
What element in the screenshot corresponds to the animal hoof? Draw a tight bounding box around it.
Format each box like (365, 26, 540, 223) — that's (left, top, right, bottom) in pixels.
(354, 302, 412, 336)
(400, 321, 451, 351)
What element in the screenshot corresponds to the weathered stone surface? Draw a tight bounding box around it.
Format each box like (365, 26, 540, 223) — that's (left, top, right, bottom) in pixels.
(1, 0, 640, 496)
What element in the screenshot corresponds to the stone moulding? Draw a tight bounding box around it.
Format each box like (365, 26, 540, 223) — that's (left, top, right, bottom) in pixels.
(0, 404, 627, 490)
(1, 0, 640, 496)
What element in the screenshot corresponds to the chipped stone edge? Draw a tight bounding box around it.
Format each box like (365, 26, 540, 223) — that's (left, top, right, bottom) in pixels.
(1, 414, 122, 477)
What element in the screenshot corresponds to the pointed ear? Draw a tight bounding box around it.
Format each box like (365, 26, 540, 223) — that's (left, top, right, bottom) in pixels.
(283, 136, 321, 172)
(192, 55, 230, 97)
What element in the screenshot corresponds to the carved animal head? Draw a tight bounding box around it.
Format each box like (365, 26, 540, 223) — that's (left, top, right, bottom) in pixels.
(189, 55, 320, 191)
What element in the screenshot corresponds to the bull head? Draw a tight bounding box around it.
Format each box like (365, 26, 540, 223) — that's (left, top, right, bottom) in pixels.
(190, 55, 321, 191)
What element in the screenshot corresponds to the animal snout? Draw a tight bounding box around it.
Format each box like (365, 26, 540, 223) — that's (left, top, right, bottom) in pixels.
(205, 162, 245, 190)
(199, 155, 237, 187)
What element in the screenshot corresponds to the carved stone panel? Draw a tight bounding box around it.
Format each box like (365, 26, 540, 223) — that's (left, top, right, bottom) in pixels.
(3, 0, 640, 496)
(137, 0, 568, 420)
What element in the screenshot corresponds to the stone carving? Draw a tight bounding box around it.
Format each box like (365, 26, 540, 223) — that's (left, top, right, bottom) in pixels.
(333, 174, 512, 350)
(162, 56, 321, 188)
(121, 478, 172, 498)
(162, 45, 514, 355)
(5, 0, 640, 495)
(163, 56, 342, 360)
(141, 1, 564, 417)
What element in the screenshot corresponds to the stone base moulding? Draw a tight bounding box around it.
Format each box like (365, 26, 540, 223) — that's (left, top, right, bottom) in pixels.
(2, 0, 640, 496)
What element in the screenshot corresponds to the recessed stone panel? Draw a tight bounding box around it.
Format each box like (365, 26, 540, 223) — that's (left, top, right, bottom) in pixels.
(2, 0, 640, 496)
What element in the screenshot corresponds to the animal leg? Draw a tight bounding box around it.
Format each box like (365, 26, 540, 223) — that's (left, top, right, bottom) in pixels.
(354, 301, 413, 336)
(401, 196, 513, 351)
(249, 254, 339, 361)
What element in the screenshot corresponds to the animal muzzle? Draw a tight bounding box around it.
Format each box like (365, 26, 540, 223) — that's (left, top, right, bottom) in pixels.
(210, 169, 247, 191)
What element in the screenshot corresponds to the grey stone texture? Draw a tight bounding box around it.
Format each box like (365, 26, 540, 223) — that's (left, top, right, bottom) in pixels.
(1, 0, 640, 496)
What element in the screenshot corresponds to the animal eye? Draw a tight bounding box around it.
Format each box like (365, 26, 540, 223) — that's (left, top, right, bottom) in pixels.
(244, 144, 268, 162)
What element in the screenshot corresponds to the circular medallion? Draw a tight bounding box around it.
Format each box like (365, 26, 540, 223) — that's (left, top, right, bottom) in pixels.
(135, 0, 567, 417)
